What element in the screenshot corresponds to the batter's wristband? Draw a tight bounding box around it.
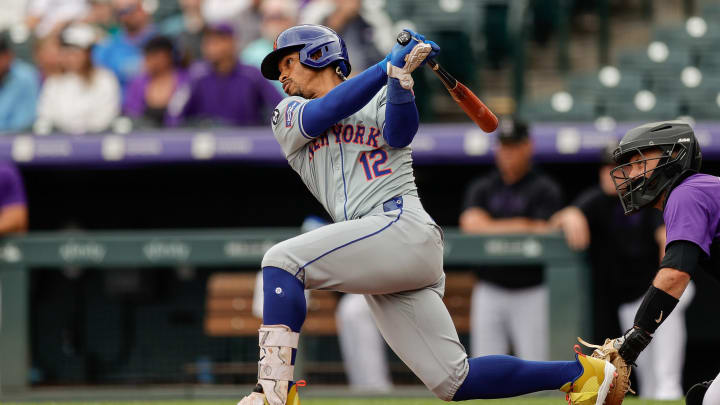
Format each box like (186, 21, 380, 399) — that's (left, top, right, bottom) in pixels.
(387, 77, 414, 104)
(634, 285, 679, 333)
(618, 327, 652, 364)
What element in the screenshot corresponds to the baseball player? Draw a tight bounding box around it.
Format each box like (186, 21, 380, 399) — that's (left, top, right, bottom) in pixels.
(606, 121, 719, 405)
(237, 24, 616, 405)
(552, 143, 694, 400)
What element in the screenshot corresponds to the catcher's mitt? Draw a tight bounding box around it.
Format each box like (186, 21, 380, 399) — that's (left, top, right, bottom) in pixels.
(577, 337, 633, 405)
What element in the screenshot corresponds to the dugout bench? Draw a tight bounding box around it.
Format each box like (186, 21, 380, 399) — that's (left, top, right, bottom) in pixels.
(0, 229, 590, 393)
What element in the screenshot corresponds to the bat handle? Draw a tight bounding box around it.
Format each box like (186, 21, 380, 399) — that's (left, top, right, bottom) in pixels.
(427, 59, 457, 90)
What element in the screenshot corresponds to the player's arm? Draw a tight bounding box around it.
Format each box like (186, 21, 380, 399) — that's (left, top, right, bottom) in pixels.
(299, 63, 388, 138)
(381, 32, 440, 148)
(0, 166, 28, 234)
(549, 206, 590, 250)
(617, 240, 698, 364)
(459, 208, 550, 234)
(0, 204, 28, 234)
(300, 31, 437, 138)
(615, 183, 709, 364)
(656, 224, 666, 261)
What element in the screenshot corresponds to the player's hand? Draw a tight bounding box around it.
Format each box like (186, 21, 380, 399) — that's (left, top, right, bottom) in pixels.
(389, 29, 426, 68)
(423, 40, 441, 64)
(550, 207, 590, 251)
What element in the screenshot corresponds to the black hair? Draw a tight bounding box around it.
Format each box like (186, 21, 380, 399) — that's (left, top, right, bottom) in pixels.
(143, 35, 175, 55)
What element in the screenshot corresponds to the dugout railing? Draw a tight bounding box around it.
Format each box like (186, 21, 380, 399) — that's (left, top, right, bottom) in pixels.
(0, 229, 590, 393)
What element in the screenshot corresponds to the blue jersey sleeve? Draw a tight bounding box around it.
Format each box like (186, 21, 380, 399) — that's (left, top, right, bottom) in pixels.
(300, 63, 387, 137)
(382, 78, 419, 148)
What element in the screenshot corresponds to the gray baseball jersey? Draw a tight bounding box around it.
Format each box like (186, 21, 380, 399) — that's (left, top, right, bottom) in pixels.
(264, 87, 469, 401)
(271, 87, 418, 222)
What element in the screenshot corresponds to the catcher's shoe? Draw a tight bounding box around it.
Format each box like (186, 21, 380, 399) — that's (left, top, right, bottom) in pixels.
(686, 380, 713, 405)
(561, 345, 617, 405)
(237, 382, 302, 405)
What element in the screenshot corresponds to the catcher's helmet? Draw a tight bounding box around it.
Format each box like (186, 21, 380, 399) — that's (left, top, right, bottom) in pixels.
(261, 24, 351, 80)
(611, 121, 702, 214)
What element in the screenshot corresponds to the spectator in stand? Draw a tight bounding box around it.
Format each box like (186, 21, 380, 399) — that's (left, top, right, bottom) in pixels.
(0, 32, 40, 133)
(36, 23, 120, 134)
(234, 0, 263, 53)
(83, 0, 117, 33)
(174, 23, 281, 127)
(551, 142, 694, 400)
(241, 0, 297, 93)
(124, 36, 188, 127)
(93, 0, 156, 90)
(0, 162, 28, 234)
(202, 0, 262, 53)
(33, 35, 63, 80)
(160, 0, 205, 61)
(459, 119, 562, 362)
(300, 0, 383, 73)
(25, 0, 89, 38)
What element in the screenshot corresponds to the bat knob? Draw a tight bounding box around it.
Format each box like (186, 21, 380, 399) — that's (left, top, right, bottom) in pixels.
(396, 31, 411, 46)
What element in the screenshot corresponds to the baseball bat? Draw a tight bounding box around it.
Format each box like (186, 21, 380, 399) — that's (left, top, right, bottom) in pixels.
(396, 31, 499, 133)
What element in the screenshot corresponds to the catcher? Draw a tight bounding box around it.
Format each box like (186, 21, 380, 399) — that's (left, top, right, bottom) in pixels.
(582, 121, 720, 405)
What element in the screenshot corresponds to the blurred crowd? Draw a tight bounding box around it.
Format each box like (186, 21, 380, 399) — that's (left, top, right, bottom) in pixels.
(0, 0, 394, 135)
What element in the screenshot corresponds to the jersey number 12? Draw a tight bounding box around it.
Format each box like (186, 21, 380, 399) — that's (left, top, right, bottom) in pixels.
(359, 149, 392, 181)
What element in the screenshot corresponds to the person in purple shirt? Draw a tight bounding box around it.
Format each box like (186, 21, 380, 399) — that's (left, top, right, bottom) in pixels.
(606, 121, 719, 405)
(174, 23, 282, 127)
(123, 35, 188, 127)
(0, 162, 28, 234)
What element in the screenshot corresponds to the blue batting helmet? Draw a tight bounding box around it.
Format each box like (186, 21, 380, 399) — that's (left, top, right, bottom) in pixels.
(261, 24, 351, 80)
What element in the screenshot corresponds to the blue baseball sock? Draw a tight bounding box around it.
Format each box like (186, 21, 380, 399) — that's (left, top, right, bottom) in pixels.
(452, 355, 582, 400)
(262, 266, 307, 368)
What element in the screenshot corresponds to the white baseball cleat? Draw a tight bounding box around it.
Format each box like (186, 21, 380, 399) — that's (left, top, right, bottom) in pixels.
(237, 383, 302, 405)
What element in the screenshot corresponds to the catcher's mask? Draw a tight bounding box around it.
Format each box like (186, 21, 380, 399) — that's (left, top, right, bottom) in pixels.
(610, 121, 701, 215)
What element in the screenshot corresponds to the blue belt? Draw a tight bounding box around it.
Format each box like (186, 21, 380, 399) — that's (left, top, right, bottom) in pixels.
(382, 196, 404, 212)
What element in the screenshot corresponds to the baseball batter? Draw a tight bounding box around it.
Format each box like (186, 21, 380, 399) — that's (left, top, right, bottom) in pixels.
(606, 121, 720, 405)
(237, 24, 615, 405)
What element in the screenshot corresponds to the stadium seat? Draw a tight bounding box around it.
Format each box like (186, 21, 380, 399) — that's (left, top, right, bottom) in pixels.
(517, 98, 596, 122)
(652, 25, 720, 54)
(567, 70, 645, 103)
(618, 47, 690, 75)
(685, 101, 720, 120)
(605, 99, 679, 122)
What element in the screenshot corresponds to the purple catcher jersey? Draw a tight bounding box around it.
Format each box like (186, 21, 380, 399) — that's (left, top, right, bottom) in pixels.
(664, 173, 720, 256)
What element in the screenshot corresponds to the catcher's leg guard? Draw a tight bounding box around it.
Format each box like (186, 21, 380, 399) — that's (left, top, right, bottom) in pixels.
(686, 380, 713, 405)
(561, 347, 616, 405)
(237, 325, 300, 405)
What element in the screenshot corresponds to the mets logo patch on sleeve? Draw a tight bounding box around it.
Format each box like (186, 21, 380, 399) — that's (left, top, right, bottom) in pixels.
(285, 100, 300, 128)
(272, 108, 280, 126)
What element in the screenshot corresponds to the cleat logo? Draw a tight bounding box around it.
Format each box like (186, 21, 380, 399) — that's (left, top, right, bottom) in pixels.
(655, 311, 663, 323)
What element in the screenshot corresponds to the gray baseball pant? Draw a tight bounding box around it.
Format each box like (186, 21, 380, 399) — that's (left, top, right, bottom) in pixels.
(261, 195, 470, 400)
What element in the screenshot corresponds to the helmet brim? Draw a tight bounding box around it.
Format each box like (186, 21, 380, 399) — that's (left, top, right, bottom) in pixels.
(261, 45, 303, 80)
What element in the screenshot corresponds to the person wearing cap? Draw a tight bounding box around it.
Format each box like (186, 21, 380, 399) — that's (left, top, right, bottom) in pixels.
(459, 119, 562, 363)
(0, 31, 40, 133)
(173, 22, 282, 127)
(36, 23, 121, 134)
(123, 35, 189, 127)
(93, 0, 157, 90)
(241, 0, 298, 94)
(550, 142, 693, 400)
